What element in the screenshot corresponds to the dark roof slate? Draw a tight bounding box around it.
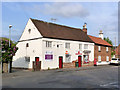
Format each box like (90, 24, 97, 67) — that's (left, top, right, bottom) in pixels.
(31, 18, 94, 43)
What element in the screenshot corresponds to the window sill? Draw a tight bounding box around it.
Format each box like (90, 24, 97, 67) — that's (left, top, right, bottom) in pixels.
(46, 47, 52, 48)
(98, 61, 101, 63)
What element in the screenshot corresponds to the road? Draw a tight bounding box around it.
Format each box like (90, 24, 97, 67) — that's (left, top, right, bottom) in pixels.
(2, 65, 119, 89)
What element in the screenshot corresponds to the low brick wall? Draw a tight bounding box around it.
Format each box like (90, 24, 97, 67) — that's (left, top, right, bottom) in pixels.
(63, 61, 94, 68)
(82, 61, 94, 67)
(63, 62, 75, 68)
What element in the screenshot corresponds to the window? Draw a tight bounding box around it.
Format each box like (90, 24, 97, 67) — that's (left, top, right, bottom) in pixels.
(83, 55, 89, 63)
(98, 46, 101, 51)
(84, 44, 88, 49)
(79, 44, 82, 50)
(26, 43, 29, 47)
(98, 56, 101, 62)
(57, 45, 59, 48)
(46, 41, 52, 47)
(65, 43, 70, 49)
(106, 56, 109, 62)
(65, 54, 71, 62)
(28, 29, 31, 34)
(25, 56, 30, 62)
(106, 47, 108, 52)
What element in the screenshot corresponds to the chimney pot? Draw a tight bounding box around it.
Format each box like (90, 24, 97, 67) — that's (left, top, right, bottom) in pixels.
(83, 23, 87, 34)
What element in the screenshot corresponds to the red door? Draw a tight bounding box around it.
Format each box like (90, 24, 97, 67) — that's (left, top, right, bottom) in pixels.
(59, 56, 63, 68)
(94, 58, 97, 66)
(35, 57, 39, 65)
(78, 56, 82, 67)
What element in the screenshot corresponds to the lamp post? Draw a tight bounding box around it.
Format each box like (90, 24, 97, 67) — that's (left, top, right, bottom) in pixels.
(9, 25, 12, 47)
(8, 25, 12, 73)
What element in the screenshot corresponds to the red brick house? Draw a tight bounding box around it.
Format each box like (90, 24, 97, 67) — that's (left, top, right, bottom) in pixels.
(115, 44, 120, 58)
(82, 24, 112, 65)
(88, 35, 112, 65)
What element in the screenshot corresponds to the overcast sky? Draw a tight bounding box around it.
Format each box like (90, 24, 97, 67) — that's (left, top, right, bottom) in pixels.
(2, 2, 119, 45)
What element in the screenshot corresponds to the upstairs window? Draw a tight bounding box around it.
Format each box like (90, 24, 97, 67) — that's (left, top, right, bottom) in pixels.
(98, 46, 101, 51)
(106, 47, 108, 52)
(57, 45, 59, 48)
(28, 29, 31, 34)
(46, 41, 52, 48)
(26, 43, 29, 47)
(106, 56, 109, 62)
(79, 44, 82, 50)
(84, 44, 88, 49)
(98, 56, 101, 62)
(65, 43, 70, 49)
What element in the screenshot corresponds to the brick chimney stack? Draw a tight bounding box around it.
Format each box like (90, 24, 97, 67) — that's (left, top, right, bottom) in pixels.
(83, 23, 87, 34)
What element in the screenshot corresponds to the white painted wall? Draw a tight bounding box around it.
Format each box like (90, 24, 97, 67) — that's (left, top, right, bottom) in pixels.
(12, 39, 42, 68)
(13, 18, 94, 70)
(19, 19, 42, 41)
(12, 19, 43, 68)
(41, 38, 94, 69)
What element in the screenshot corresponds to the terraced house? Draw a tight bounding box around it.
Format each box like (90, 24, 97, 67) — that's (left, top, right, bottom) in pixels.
(12, 18, 94, 70)
(88, 31, 112, 65)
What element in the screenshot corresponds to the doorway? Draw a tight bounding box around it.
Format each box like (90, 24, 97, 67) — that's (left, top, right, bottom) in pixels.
(33, 57, 41, 71)
(78, 56, 82, 67)
(59, 56, 63, 68)
(35, 57, 39, 65)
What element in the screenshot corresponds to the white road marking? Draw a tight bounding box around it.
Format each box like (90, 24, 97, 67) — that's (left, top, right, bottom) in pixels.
(100, 82, 118, 87)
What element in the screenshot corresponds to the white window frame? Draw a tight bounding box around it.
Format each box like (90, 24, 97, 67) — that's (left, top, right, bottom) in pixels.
(46, 41, 52, 48)
(106, 47, 108, 52)
(98, 56, 101, 62)
(98, 46, 101, 51)
(106, 56, 109, 62)
(79, 44, 82, 50)
(65, 43, 70, 49)
(84, 44, 88, 49)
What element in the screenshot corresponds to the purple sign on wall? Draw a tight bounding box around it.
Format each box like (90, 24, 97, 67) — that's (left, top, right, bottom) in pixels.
(45, 55, 53, 60)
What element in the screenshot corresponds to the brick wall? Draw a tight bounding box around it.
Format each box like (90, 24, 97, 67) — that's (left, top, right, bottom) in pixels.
(117, 45, 120, 58)
(119, 45, 120, 58)
(82, 61, 94, 67)
(63, 62, 75, 68)
(94, 45, 111, 62)
(63, 61, 94, 68)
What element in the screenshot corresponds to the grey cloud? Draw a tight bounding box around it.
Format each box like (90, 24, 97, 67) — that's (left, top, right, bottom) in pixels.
(43, 3, 90, 18)
(22, 2, 89, 18)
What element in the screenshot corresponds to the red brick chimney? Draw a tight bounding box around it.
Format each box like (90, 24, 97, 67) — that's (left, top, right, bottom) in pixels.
(83, 23, 87, 34)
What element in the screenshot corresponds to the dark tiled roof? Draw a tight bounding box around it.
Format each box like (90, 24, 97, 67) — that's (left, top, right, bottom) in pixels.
(88, 35, 112, 47)
(31, 18, 93, 43)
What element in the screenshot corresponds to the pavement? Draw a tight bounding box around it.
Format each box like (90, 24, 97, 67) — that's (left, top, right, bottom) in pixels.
(2, 65, 120, 89)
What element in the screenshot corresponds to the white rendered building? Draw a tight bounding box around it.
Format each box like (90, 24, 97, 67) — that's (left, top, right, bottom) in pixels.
(12, 18, 94, 70)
